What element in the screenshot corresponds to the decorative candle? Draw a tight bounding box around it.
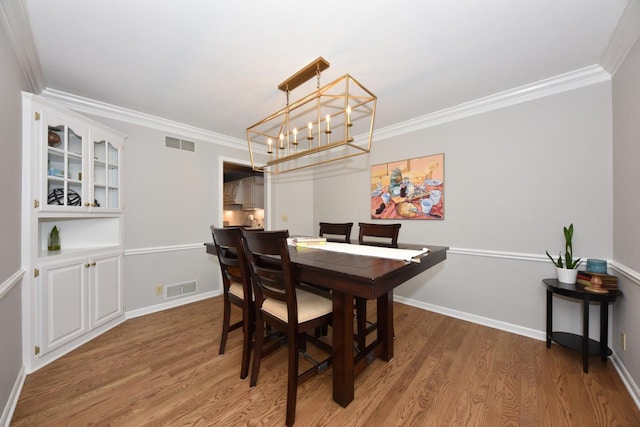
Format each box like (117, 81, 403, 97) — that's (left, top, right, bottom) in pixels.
(308, 122, 313, 139)
(346, 105, 352, 125)
(279, 133, 284, 149)
(293, 128, 298, 144)
(267, 138, 273, 153)
(325, 114, 331, 132)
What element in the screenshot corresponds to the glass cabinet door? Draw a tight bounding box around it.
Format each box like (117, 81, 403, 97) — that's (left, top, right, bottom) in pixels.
(90, 133, 122, 211)
(44, 116, 87, 210)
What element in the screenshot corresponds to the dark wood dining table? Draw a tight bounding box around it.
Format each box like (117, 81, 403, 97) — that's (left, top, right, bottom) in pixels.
(205, 241, 448, 407)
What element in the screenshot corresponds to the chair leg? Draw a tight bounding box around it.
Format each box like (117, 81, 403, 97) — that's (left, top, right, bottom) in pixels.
(356, 297, 367, 351)
(250, 312, 264, 387)
(219, 293, 231, 355)
(240, 306, 253, 380)
(286, 331, 299, 426)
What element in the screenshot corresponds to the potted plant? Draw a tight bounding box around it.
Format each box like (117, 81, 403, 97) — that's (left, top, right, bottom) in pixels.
(546, 223, 582, 284)
(48, 225, 60, 251)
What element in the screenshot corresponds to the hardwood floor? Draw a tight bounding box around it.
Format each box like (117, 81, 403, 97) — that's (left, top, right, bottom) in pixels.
(12, 297, 640, 426)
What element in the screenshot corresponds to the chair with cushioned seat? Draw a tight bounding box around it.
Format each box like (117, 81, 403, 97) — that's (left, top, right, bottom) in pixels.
(242, 229, 333, 427)
(211, 226, 254, 380)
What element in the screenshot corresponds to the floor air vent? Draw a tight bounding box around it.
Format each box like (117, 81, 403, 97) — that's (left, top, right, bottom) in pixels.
(165, 281, 197, 299)
(165, 136, 196, 152)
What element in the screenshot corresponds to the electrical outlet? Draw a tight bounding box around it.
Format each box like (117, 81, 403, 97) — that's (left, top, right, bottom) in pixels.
(155, 285, 164, 296)
(621, 332, 627, 351)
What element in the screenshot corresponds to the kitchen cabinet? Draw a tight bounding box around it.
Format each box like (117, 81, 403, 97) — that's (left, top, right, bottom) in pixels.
(21, 92, 126, 371)
(242, 176, 264, 209)
(223, 180, 243, 205)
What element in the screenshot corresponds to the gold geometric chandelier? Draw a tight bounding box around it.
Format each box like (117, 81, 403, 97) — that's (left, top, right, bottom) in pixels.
(246, 57, 377, 174)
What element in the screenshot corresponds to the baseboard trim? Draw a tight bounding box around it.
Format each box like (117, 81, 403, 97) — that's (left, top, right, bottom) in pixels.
(394, 295, 544, 342)
(612, 352, 640, 409)
(125, 290, 220, 319)
(0, 365, 25, 427)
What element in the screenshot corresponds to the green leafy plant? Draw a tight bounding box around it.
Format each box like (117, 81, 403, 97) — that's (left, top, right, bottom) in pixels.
(546, 223, 581, 269)
(48, 225, 60, 251)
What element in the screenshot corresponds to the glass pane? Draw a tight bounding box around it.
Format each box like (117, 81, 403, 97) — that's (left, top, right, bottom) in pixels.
(94, 186, 106, 208)
(108, 188, 119, 208)
(47, 152, 64, 177)
(68, 128, 83, 155)
(94, 164, 106, 186)
(94, 140, 106, 162)
(48, 126, 63, 149)
(68, 182, 82, 207)
(47, 182, 65, 206)
(68, 155, 82, 181)
(108, 142, 118, 166)
(108, 166, 118, 187)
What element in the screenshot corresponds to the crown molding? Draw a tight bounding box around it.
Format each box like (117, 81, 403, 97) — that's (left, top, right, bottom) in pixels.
(601, 0, 640, 76)
(39, 88, 247, 150)
(374, 65, 610, 142)
(0, 0, 44, 93)
(40, 62, 610, 151)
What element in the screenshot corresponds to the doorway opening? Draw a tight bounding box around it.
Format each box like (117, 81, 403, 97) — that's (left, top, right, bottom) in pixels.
(222, 162, 265, 228)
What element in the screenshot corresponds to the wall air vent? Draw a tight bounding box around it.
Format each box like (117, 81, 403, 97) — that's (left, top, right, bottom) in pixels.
(165, 136, 196, 152)
(165, 280, 198, 299)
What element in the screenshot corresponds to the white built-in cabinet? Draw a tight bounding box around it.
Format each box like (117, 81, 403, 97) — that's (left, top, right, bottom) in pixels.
(21, 92, 126, 372)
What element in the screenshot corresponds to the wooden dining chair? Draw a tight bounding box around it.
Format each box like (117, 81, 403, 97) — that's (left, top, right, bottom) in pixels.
(319, 222, 353, 243)
(358, 222, 402, 247)
(210, 226, 254, 380)
(355, 222, 402, 351)
(242, 229, 333, 427)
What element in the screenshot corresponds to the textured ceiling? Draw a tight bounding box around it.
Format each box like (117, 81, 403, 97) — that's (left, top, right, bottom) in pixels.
(21, 0, 628, 141)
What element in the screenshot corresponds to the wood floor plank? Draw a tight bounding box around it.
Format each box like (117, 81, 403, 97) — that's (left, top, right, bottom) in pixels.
(11, 297, 640, 426)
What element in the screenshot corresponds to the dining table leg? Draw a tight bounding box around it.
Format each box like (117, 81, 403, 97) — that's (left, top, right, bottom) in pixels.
(378, 290, 394, 361)
(332, 289, 354, 407)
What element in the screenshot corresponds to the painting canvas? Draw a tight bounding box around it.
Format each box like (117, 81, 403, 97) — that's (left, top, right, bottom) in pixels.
(370, 153, 444, 220)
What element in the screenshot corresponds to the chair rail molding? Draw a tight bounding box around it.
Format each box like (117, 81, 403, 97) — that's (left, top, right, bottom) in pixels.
(124, 243, 206, 256)
(0, 268, 25, 301)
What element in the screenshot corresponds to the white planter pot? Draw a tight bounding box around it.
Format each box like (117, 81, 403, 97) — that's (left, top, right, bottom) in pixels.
(556, 267, 578, 284)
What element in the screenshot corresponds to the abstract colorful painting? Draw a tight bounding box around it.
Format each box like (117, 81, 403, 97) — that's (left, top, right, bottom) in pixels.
(370, 153, 444, 220)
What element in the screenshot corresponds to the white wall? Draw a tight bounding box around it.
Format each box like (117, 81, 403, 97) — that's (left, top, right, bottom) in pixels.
(0, 18, 28, 426)
(612, 35, 640, 394)
(88, 119, 250, 313)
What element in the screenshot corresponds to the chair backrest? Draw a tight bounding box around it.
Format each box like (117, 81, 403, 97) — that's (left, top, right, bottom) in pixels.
(318, 222, 353, 243)
(241, 229, 299, 322)
(358, 222, 402, 247)
(211, 226, 252, 300)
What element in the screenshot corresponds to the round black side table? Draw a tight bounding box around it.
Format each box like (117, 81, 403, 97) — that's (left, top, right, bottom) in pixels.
(543, 278, 622, 373)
